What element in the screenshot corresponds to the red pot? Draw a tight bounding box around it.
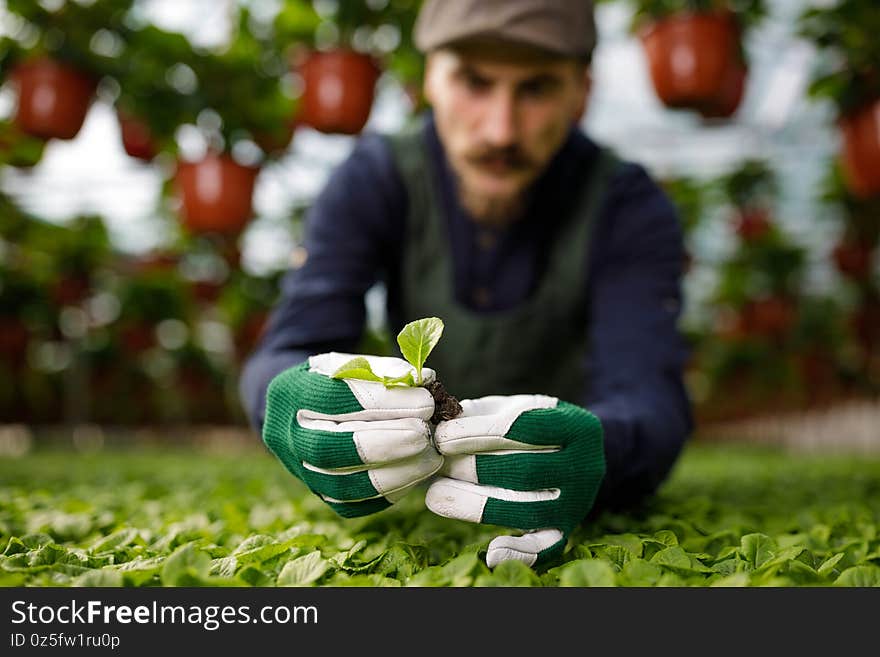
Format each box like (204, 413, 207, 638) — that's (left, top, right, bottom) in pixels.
(298, 49, 381, 135)
(734, 207, 771, 242)
(740, 296, 797, 338)
(699, 59, 747, 119)
(832, 238, 875, 280)
(639, 12, 740, 112)
(839, 99, 880, 199)
(10, 57, 97, 140)
(174, 153, 260, 236)
(117, 109, 158, 162)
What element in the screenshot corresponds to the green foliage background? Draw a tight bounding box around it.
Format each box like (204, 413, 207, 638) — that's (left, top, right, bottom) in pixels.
(2, 442, 879, 587)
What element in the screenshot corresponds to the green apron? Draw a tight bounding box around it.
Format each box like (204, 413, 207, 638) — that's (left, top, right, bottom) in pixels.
(387, 121, 618, 404)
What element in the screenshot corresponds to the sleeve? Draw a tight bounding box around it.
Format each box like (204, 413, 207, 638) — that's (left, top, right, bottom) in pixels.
(583, 161, 695, 512)
(238, 132, 407, 432)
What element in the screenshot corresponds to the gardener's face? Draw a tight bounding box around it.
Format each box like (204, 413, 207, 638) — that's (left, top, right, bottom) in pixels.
(424, 41, 590, 224)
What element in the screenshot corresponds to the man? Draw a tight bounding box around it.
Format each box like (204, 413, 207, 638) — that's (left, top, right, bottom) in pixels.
(240, 0, 693, 569)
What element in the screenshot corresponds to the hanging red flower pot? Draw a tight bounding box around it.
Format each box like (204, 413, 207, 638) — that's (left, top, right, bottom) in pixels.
(832, 237, 875, 281)
(740, 296, 797, 339)
(116, 109, 158, 162)
(699, 59, 747, 119)
(733, 207, 772, 242)
(10, 57, 97, 140)
(639, 11, 743, 114)
(174, 152, 260, 236)
(838, 99, 880, 199)
(297, 49, 381, 135)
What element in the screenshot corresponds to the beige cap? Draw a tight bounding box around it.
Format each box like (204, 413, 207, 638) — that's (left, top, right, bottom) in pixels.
(413, 0, 597, 60)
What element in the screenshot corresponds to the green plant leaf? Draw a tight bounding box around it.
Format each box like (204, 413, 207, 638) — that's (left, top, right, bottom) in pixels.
(740, 534, 778, 570)
(381, 370, 417, 387)
(277, 550, 330, 586)
(330, 357, 384, 383)
(557, 559, 617, 587)
(330, 357, 416, 388)
(396, 317, 444, 385)
(474, 559, 542, 587)
(161, 543, 211, 586)
(817, 553, 846, 578)
(834, 565, 880, 587)
(73, 569, 124, 587)
(618, 558, 664, 586)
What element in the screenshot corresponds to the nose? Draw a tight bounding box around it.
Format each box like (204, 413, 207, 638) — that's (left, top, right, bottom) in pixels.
(482, 90, 517, 148)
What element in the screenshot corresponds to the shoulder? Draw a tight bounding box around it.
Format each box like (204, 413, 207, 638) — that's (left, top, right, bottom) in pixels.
(579, 135, 684, 259)
(332, 130, 399, 183)
(592, 144, 681, 237)
(315, 130, 406, 212)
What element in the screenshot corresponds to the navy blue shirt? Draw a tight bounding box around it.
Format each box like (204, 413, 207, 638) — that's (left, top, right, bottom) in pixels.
(240, 114, 694, 512)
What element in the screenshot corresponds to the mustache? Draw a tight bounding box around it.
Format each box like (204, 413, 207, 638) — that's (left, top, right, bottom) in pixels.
(466, 146, 533, 170)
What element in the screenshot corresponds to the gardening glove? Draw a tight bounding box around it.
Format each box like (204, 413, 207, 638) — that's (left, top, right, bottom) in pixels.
(262, 352, 442, 518)
(425, 394, 605, 568)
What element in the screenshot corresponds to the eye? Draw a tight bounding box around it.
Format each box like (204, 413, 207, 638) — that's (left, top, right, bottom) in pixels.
(519, 76, 560, 99)
(461, 70, 491, 94)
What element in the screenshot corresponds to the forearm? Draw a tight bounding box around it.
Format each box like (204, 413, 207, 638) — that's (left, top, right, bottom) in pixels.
(580, 160, 694, 512)
(587, 375, 693, 513)
(238, 346, 313, 433)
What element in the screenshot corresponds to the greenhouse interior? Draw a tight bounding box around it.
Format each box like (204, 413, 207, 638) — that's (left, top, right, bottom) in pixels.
(2, 0, 877, 450)
(0, 0, 879, 593)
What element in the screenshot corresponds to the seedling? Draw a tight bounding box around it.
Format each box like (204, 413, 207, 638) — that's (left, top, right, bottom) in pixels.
(331, 317, 461, 423)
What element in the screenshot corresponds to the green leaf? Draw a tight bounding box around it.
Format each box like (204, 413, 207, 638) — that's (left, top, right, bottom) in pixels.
(380, 371, 416, 388)
(817, 553, 846, 578)
(323, 572, 401, 587)
(602, 533, 645, 559)
(73, 569, 124, 587)
(116, 556, 165, 586)
(834, 565, 880, 587)
(396, 317, 444, 385)
(237, 565, 273, 586)
(330, 357, 416, 388)
(277, 550, 330, 586)
(557, 559, 617, 587)
(740, 534, 778, 570)
(618, 559, 664, 586)
(654, 530, 681, 546)
(474, 559, 542, 587)
(372, 543, 427, 579)
(161, 543, 212, 586)
(709, 572, 751, 587)
(406, 552, 482, 587)
(231, 534, 297, 566)
(330, 357, 384, 383)
(90, 528, 140, 554)
(589, 545, 630, 570)
(650, 546, 713, 575)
